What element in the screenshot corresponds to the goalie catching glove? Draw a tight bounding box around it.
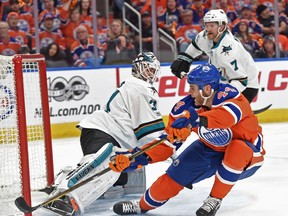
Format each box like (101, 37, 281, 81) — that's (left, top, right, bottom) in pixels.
(170, 52, 193, 79)
(109, 147, 149, 173)
(166, 106, 199, 143)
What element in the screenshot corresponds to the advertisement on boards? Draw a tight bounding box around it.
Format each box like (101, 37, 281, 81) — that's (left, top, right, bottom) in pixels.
(47, 68, 117, 124)
(46, 60, 288, 127)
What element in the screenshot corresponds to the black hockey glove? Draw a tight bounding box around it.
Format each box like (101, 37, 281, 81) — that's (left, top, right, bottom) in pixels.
(170, 52, 193, 79)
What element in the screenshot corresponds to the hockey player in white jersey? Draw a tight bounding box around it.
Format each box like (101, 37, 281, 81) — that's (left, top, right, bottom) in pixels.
(42, 52, 173, 215)
(170, 9, 259, 102)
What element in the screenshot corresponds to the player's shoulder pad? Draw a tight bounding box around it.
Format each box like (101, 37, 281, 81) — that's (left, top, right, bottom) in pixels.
(123, 77, 149, 92)
(194, 30, 206, 44)
(213, 84, 241, 105)
(171, 95, 199, 115)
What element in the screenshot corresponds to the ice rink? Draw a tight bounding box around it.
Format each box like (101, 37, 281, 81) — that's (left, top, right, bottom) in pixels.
(33, 122, 287, 216)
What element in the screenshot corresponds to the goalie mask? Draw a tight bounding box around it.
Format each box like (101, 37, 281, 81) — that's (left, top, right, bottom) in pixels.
(132, 52, 160, 84)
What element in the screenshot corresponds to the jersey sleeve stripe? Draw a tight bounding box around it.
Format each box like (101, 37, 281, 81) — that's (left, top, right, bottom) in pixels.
(222, 102, 242, 124)
(191, 39, 202, 51)
(134, 119, 165, 140)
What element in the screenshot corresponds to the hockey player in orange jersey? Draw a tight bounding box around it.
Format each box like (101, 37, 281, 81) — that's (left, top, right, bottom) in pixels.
(110, 63, 265, 216)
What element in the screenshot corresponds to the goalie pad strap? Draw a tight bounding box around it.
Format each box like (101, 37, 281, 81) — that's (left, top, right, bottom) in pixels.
(68, 143, 114, 187)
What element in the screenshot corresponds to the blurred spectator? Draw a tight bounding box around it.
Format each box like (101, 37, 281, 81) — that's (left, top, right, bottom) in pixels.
(278, 34, 288, 53)
(20, 0, 33, 14)
(232, 4, 262, 40)
(134, 11, 153, 52)
(113, 0, 123, 19)
(158, 0, 181, 36)
(126, 0, 147, 27)
(256, 4, 274, 36)
(2, 0, 35, 34)
(250, 0, 259, 17)
(2, 0, 23, 20)
(255, 35, 286, 58)
(189, 0, 209, 26)
(71, 25, 104, 67)
(40, 42, 69, 68)
(39, 0, 69, 31)
(96, 12, 109, 51)
(277, 0, 288, 36)
(60, 7, 93, 49)
(234, 19, 260, 57)
(79, 0, 92, 28)
(178, 0, 193, 11)
(6, 12, 30, 49)
(129, 0, 167, 17)
(140, 0, 168, 16)
(0, 0, 10, 19)
(258, 0, 273, 11)
(0, 21, 21, 55)
(217, 0, 238, 23)
(32, 13, 65, 52)
(130, 0, 148, 12)
(130, 0, 150, 14)
(104, 34, 137, 65)
(175, 9, 202, 52)
(267, 20, 288, 51)
(108, 19, 126, 41)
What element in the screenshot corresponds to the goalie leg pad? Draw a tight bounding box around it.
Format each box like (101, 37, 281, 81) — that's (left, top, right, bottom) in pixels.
(71, 166, 120, 213)
(51, 143, 121, 213)
(68, 143, 115, 188)
(54, 166, 74, 187)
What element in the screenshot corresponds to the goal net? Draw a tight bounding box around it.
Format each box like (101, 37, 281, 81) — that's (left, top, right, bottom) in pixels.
(0, 54, 54, 216)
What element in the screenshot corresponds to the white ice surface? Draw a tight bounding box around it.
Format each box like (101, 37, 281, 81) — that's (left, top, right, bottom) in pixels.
(32, 122, 288, 216)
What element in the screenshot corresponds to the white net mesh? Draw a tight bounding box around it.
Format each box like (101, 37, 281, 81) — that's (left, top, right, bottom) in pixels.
(0, 55, 50, 216)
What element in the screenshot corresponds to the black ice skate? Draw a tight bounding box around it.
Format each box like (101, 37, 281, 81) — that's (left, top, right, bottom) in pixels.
(38, 186, 56, 195)
(42, 195, 80, 216)
(196, 196, 222, 216)
(113, 200, 142, 215)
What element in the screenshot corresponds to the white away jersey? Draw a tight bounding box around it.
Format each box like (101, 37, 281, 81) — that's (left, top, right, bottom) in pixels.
(78, 77, 165, 150)
(186, 30, 259, 90)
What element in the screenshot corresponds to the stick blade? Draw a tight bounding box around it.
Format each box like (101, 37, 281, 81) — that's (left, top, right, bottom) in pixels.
(253, 104, 272, 115)
(15, 196, 34, 213)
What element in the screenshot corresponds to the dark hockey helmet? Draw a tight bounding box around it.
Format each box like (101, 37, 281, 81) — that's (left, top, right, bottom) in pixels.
(132, 52, 160, 84)
(187, 63, 221, 90)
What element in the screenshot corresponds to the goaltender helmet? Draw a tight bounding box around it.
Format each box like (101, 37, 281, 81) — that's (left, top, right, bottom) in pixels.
(187, 63, 221, 91)
(132, 52, 160, 83)
(203, 9, 228, 26)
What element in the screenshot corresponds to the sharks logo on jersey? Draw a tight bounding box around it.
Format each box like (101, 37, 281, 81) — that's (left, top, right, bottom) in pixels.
(221, 45, 232, 55)
(198, 127, 233, 147)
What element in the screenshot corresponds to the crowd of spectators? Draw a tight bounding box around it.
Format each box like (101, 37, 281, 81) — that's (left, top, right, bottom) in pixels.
(0, 0, 288, 68)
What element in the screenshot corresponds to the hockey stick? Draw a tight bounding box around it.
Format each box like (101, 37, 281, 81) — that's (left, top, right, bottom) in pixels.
(253, 104, 272, 115)
(14, 137, 167, 214)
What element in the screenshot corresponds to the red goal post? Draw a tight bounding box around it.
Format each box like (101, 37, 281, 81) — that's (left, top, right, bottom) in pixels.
(0, 54, 54, 215)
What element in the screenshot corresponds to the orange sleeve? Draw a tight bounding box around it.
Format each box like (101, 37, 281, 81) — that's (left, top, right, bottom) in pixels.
(199, 95, 250, 129)
(141, 141, 174, 163)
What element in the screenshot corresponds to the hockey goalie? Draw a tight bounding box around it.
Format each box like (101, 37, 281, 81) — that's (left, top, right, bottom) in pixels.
(33, 52, 181, 216)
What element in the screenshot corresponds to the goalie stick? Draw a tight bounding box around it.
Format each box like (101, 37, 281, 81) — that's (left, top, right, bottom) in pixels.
(253, 104, 272, 115)
(14, 137, 167, 214)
